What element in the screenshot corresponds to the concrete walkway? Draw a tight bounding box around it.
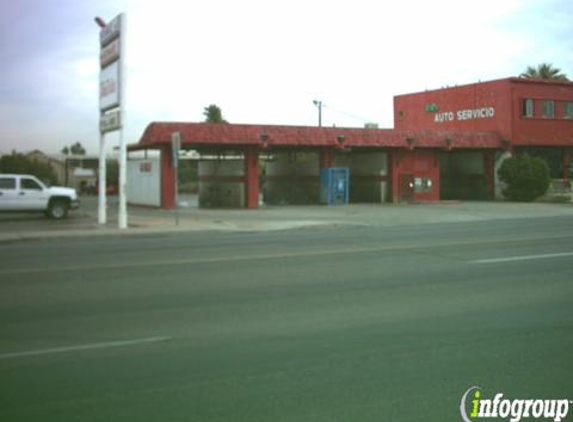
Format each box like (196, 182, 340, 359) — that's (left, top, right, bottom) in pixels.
(1, 196, 572, 242)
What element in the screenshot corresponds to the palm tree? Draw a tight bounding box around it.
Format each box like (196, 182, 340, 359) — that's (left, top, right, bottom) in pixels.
(520, 63, 569, 81)
(70, 142, 86, 155)
(203, 104, 227, 123)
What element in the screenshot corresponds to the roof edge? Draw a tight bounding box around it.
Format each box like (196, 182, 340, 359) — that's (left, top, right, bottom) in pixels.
(395, 76, 573, 98)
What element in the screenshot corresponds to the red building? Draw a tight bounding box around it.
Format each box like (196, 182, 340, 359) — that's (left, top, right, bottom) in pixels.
(395, 77, 573, 180)
(130, 77, 573, 209)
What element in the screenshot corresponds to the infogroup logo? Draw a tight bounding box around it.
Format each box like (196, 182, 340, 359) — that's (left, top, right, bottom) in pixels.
(460, 386, 571, 422)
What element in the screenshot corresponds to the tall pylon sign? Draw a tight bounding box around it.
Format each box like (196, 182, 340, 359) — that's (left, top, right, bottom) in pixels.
(97, 13, 128, 229)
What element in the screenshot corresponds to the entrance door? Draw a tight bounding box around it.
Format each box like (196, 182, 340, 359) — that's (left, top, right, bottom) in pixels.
(399, 173, 415, 202)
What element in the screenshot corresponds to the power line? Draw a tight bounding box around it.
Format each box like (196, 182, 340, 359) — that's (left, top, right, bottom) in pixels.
(322, 103, 375, 124)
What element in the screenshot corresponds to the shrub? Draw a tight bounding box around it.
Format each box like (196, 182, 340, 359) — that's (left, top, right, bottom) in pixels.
(498, 154, 550, 202)
(537, 194, 572, 204)
(0, 152, 58, 185)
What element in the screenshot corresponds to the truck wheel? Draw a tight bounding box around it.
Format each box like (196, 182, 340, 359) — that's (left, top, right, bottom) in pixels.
(48, 200, 69, 219)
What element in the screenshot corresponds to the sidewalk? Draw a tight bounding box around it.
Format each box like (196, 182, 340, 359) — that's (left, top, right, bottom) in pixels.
(1, 196, 573, 243)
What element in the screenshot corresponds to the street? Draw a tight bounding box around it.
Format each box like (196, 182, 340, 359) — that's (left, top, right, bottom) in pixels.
(1, 216, 572, 421)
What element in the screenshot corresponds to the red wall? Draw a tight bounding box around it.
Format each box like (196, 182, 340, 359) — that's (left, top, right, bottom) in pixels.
(394, 78, 573, 147)
(160, 146, 175, 210)
(244, 147, 260, 209)
(510, 79, 573, 146)
(394, 79, 512, 137)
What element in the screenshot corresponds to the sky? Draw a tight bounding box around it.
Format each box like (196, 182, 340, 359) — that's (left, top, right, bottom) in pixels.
(0, 0, 571, 155)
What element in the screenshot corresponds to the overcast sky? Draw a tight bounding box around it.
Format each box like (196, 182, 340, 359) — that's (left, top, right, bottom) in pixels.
(0, 0, 571, 155)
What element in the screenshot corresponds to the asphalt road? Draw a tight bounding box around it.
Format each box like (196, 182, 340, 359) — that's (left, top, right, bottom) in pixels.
(1, 217, 572, 421)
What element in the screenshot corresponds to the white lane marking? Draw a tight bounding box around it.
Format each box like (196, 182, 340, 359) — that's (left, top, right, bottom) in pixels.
(1, 234, 572, 275)
(0, 336, 171, 360)
(3, 233, 573, 276)
(473, 251, 573, 264)
(0, 246, 383, 275)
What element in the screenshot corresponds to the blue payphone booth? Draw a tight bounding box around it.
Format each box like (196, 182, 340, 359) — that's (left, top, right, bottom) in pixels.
(320, 168, 350, 205)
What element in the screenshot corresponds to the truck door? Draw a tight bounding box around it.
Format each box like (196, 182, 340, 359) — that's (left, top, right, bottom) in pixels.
(19, 177, 49, 210)
(0, 177, 18, 210)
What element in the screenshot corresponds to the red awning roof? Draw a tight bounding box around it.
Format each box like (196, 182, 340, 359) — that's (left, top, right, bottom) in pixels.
(132, 122, 503, 150)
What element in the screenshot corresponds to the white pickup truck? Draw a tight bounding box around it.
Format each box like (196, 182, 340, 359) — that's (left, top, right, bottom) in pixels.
(0, 174, 79, 219)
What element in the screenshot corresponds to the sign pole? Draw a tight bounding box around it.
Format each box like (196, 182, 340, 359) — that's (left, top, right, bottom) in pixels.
(98, 132, 107, 224)
(174, 167, 179, 226)
(118, 116, 127, 229)
(117, 12, 127, 229)
(172, 132, 181, 226)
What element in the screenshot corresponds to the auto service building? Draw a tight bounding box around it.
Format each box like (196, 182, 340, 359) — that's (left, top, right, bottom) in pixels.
(128, 77, 573, 209)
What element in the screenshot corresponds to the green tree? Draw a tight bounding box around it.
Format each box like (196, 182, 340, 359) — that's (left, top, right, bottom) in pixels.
(0, 152, 58, 185)
(498, 154, 550, 202)
(203, 104, 227, 123)
(61, 142, 86, 155)
(71, 142, 86, 155)
(519, 63, 569, 81)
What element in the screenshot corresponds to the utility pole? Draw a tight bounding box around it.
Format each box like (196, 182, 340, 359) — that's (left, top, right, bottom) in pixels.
(313, 100, 322, 127)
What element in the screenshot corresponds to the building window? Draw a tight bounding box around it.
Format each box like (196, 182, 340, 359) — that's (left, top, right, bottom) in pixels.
(542, 100, 555, 118)
(565, 102, 573, 119)
(414, 177, 433, 193)
(522, 98, 534, 117)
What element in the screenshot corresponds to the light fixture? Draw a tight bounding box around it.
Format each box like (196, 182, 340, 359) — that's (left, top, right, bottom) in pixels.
(94, 17, 106, 28)
(260, 130, 269, 149)
(313, 100, 322, 127)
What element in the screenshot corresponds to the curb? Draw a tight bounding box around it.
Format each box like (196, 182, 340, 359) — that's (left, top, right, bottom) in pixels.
(0, 220, 341, 244)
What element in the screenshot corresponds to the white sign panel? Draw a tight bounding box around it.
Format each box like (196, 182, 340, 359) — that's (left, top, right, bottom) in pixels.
(100, 14, 121, 47)
(100, 110, 121, 133)
(100, 39, 120, 68)
(99, 61, 120, 111)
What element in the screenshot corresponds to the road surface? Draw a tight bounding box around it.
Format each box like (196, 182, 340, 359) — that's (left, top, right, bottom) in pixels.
(1, 216, 572, 421)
